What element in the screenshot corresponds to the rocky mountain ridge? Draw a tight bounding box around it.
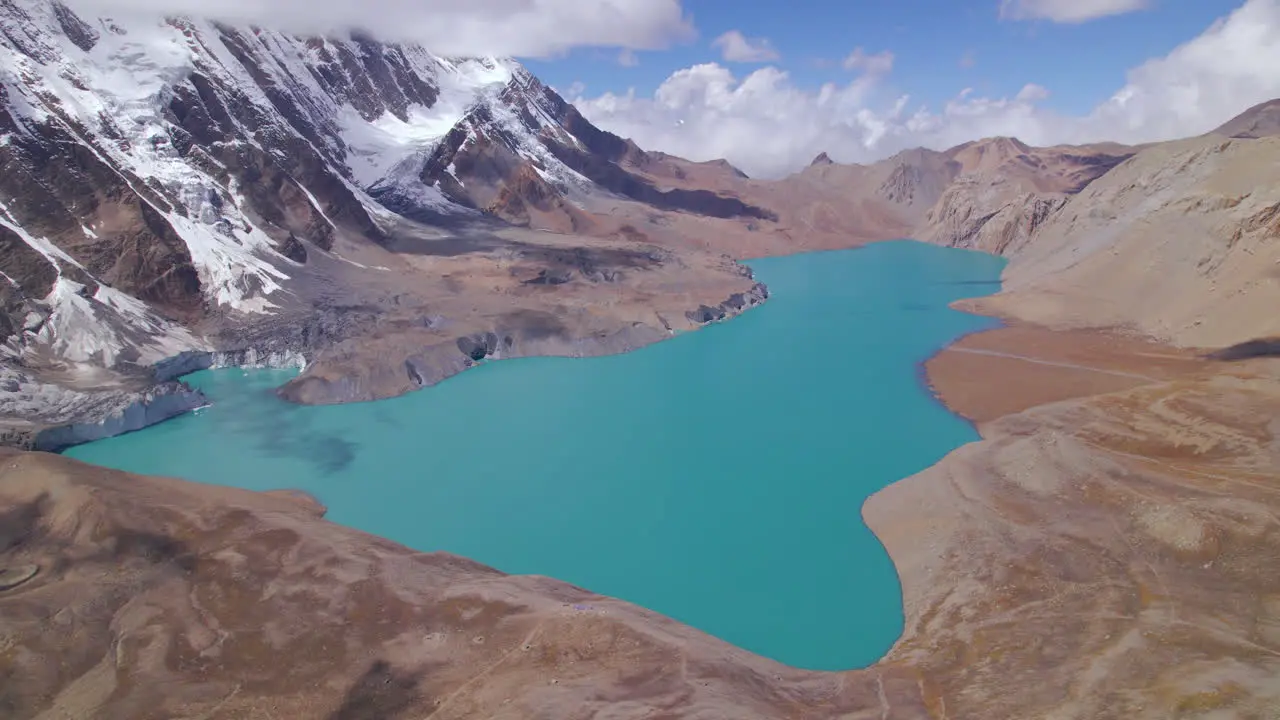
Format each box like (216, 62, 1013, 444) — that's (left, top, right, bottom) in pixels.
(4, 0, 1279, 447)
(974, 132, 1280, 346)
(2, 5, 1279, 718)
(602, 109, 1278, 350)
(0, 0, 771, 444)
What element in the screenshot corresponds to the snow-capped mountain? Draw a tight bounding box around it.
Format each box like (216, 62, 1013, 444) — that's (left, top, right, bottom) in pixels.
(1, 0, 696, 372)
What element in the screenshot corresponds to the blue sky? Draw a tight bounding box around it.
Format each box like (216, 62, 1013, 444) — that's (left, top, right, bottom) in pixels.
(99, 0, 1271, 177)
(526, 0, 1242, 116)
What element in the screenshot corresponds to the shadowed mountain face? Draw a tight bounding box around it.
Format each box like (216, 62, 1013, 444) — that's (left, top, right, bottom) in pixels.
(3, 0, 1280, 437)
(0, 0, 773, 436)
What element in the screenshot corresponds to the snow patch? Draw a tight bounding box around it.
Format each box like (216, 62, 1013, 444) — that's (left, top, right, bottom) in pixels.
(1, 9, 292, 312)
(338, 56, 516, 188)
(36, 276, 202, 366)
(290, 178, 337, 232)
(166, 210, 286, 313)
(0, 212, 204, 367)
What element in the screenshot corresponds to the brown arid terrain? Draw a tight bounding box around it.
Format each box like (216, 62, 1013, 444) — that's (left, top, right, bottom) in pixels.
(3, 2, 1280, 717)
(970, 133, 1280, 347)
(2, 334, 1278, 719)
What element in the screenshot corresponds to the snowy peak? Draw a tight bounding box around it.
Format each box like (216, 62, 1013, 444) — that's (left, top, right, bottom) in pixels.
(397, 62, 591, 215)
(0, 0, 775, 377)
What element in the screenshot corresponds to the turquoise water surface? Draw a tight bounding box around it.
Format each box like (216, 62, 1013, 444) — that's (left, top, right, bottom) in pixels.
(67, 241, 1004, 670)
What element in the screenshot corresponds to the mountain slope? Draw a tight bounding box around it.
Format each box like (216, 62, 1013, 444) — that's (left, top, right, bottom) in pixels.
(1211, 97, 1280, 139)
(596, 135, 1131, 258)
(0, 0, 772, 443)
(589, 103, 1280, 350)
(915, 139, 1134, 255)
(973, 134, 1280, 346)
(5, 0, 1280, 444)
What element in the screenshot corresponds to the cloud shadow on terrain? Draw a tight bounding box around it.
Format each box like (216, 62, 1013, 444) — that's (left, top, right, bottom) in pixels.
(0, 491, 198, 576)
(1207, 337, 1280, 361)
(327, 659, 426, 720)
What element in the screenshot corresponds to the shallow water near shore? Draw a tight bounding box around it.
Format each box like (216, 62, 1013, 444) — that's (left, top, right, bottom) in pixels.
(67, 241, 1004, 670)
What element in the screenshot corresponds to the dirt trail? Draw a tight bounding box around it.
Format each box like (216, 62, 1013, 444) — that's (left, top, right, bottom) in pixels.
(945, 346, 1159, 381)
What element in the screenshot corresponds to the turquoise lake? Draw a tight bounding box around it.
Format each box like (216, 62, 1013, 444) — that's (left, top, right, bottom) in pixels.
(66, 240, 1005, 671)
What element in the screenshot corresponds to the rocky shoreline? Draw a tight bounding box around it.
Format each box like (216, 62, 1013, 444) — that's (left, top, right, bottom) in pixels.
(279, 281, 769, 405)
(0, 282, 769, 452)
(0, 343, 312, 453)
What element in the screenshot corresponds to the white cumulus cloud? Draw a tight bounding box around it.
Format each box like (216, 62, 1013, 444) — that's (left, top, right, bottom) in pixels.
(1000, 0, 1149, 23)
(61, 0, 695, 57)
(711, 30, 780, 63)
(571, 0, 1280, 178)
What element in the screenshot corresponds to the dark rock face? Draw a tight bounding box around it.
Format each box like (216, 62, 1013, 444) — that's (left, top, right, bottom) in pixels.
(415, 70, 778, 224)
(686, 304, 727, 324)
(50, 1, 97, 51)
(215, 143, 339, 252)
(0, 5, 424, 332)
(1209, 337, 1280, 361)
(166, 26, 391, 247)
(0, 224, 57, 347)
(685, 282, 769, 325)
(1026, 196, 1064, 236)
(523, 269, 574, 286)
(0, 126, 203, 319)
(0, 225, 58, 300)
(1059, 152, 1134, 194)
(456, 332, 500, 361)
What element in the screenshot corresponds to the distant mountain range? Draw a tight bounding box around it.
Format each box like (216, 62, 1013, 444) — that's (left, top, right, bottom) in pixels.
(2, 0, 1278, 444)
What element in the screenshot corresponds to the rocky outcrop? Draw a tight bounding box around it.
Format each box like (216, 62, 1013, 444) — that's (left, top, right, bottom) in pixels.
(685, 282, 769, 325)
(483, 163, 594, 232)
(919, 179, 1070, 255)
(411, 68, 777, 227)
(913, 140, 1132, 254)
(0, 223, 59, 348)
(280, 318, 672, 405)
(873, 148, 959, 214)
